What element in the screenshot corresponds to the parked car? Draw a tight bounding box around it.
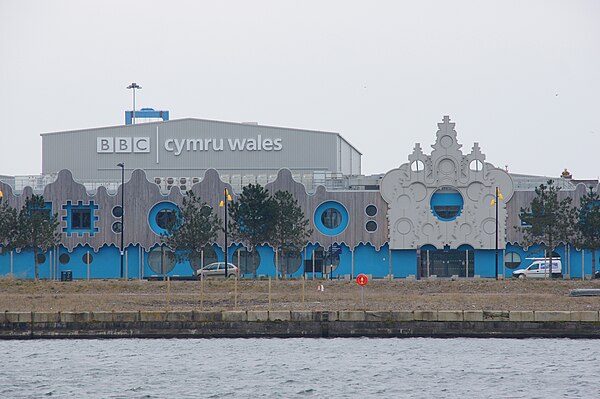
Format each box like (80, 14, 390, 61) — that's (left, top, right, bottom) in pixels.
(512, 259, 562, 279)
(195, 262, 238, 278)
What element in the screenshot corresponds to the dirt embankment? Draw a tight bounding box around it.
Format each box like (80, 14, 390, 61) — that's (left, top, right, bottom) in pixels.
(1, 278, 599, 312)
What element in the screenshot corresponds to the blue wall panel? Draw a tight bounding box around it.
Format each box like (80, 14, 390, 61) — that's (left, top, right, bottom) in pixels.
(353, 243, 390, 277)
(391, 250, 417, 277)
(474, 250, 496, 277)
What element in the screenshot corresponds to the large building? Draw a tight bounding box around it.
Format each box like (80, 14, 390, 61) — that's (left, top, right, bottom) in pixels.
(0, 115, 598, 280)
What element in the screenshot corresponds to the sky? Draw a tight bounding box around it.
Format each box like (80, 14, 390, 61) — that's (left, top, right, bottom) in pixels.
(1, 0, 599, 179)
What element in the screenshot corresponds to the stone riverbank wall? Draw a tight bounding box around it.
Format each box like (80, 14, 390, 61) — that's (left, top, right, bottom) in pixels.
(1, 310, 600, 339)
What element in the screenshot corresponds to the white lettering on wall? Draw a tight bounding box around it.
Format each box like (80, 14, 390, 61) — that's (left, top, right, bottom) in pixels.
(98, 137, 151, 154)
(115, 137, 132, 153)
(97, 137, 114, 153)
(133, 137, 150, 153)
(99, 136, 282, 155)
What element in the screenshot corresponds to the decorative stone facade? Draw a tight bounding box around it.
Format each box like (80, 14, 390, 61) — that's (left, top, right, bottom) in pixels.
(380, 116, 514, 250)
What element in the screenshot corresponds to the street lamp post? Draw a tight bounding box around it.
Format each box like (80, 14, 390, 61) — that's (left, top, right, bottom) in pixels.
(495, 186, 499, 280)
(490, 186, 504, 280)
(126, 83, 142, 124)
(220, 189, 232, 278)
(118, 163, 125, 279)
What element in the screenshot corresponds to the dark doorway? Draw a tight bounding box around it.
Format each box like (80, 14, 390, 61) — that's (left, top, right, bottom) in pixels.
(419, 248, 474, 278)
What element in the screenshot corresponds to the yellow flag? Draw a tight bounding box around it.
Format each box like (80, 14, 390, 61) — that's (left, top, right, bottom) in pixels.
(219, 200, 224, 207)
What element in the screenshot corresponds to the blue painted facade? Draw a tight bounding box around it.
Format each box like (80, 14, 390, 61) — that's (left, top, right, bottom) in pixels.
(3, 238, 600, 280)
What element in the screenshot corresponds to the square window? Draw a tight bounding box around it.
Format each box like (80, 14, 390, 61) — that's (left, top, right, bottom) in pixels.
(72, 209, 92, 230)
(62, 201, 98, 236)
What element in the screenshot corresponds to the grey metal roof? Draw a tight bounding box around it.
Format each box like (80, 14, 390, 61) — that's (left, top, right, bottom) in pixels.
(40, 117, 363, 155)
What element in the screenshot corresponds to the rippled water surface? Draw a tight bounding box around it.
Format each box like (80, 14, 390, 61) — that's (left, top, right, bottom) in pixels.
(0, 338, 599, 398)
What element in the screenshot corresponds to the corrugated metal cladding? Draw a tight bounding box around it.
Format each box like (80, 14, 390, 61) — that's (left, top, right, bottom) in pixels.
(41, 118, 362, 181)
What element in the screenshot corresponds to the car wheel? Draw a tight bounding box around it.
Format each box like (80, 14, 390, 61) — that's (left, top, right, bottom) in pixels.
(518, 274, 526, 279)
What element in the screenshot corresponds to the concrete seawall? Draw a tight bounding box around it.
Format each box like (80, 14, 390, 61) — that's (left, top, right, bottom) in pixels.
(2, 310, 599, 339)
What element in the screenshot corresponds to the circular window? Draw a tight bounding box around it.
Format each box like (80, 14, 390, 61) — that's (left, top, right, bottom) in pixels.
(156, 210, 176, 229)
(505, 252, 522, 269)
(111, 221, 122, 234)
(82, 253, 93, 264)
(314, 201, 349, 236)
(200, 205, 213, 217)
(321, 209, 342, 229)
(148, 202, 180, 236)
(366, 220, 378, 232)
(59, 253, 70, 264)
(148, 246, 176, 274)
(411, 160, 424, 172)
(430, 188, 464, 221)
(365, 205, 377, 217)
(190, 244, 218, 271)
(469, 160, 483, 172)
(232, 247, 261, 275)
(112, 206, 123, 218)
(36, 254, 46, 264)
(274, 250, 302, 275)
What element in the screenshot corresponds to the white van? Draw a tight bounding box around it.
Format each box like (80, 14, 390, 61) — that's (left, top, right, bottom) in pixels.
(512, 258, 562, 279)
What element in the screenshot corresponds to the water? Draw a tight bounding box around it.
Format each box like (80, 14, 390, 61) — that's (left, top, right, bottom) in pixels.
(0, 338, 598, 398)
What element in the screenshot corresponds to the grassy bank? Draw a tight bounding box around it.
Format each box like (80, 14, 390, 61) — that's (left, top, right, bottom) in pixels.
(1, 277, 599, 312)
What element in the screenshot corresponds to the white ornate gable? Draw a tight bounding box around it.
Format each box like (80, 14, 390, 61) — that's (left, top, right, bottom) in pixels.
(380, 116, 514, 250)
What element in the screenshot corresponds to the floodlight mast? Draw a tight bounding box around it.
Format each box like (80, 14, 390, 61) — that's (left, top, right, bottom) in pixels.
(126, 83, 142, 124)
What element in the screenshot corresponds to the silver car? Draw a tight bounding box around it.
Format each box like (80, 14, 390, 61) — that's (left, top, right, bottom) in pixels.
(195, 262, 239, 278)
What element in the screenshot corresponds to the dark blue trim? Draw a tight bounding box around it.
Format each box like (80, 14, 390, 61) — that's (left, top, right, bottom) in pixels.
(313, 201, 349, 236)
(62, 201, 98, 236)
(148, 201, 179, 236)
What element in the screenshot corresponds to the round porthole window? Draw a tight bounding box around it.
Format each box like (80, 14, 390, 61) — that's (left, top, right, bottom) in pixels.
(148, 202, 180, 236)
(111, 221, 122, 234)
(36, 254, 46, 264)
(148, 246, 176, 274)
(274, 250, 302, 275)
(112, 205, 123, 218)
(82, 253, 93, 264)
(232, 247, 261, 276)
(314, 201, 349, 236)
(365, 205, 377, 217)
(59, 253, 70, 264)
(505, 252, 522, 269)
(430, 188, 464, 221)
(366, 220, 378, 232)
(411, 160, 424, 172)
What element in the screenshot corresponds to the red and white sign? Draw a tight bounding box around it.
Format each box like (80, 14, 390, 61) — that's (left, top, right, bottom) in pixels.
(356, 274, 368, 286)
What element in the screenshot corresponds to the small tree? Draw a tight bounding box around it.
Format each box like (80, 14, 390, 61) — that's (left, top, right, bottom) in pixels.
(519, 180, 577, 277)
(15, 195, 61, 281)
(161, 191, 221, 273)
(271, 190, 312, 277)
(228, 184, 276, 278)
(0, 201, 18, 255)
(576, 187, 600, 279)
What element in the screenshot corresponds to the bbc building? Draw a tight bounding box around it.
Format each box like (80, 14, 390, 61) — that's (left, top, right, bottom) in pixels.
(0, 114, 598, 280)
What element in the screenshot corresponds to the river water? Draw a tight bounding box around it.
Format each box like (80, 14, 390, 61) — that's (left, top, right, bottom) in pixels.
(0, 338, 598, 398)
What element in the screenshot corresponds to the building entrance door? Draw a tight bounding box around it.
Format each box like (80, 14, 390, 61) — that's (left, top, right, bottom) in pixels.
(419, 249, 474, 278)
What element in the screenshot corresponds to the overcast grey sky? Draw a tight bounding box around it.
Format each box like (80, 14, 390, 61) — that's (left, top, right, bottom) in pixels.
(1, 0, 599, 178)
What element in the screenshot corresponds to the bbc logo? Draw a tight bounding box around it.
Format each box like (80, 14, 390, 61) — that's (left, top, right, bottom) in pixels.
(97, 137, 150, 153)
